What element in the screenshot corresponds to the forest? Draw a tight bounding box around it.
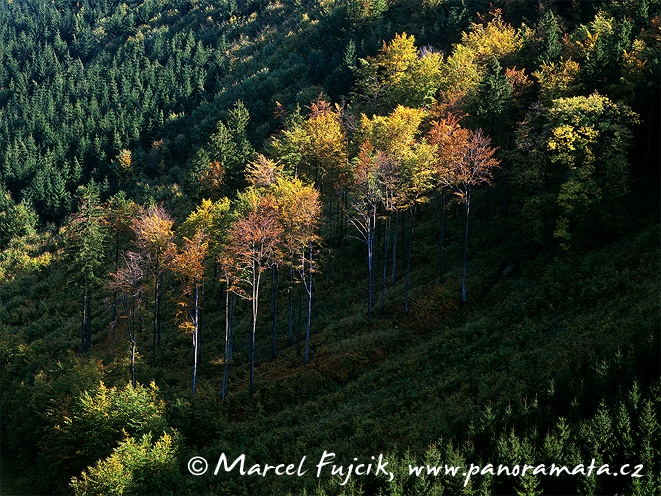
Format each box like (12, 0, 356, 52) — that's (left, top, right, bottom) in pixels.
(0, 0, 659, 494)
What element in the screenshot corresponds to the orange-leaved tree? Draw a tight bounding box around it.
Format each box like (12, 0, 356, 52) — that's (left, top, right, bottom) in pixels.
(169, 230, 208, 395)
(345, 140, 384, 322)
(226, 191, 283, 396)
(429, 117, 499, 303)
(131, 204, 175, 367)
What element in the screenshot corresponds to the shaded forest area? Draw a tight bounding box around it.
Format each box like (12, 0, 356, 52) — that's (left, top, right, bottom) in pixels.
(0, 0, 659, 494)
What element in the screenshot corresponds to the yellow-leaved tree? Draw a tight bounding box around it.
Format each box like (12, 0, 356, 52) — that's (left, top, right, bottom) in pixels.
(272, 177, 321, 362)
(131, 204, 174, 368)
(355, 32, 443, 112)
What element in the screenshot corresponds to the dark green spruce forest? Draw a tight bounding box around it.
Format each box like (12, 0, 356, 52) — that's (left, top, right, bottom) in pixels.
(0, 0, 659, 494)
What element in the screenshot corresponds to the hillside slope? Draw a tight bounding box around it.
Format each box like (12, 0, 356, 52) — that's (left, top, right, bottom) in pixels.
(0, 0, 659, 495)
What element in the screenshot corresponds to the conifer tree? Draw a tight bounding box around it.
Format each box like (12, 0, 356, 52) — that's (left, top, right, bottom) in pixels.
(63, 182, 108, 353)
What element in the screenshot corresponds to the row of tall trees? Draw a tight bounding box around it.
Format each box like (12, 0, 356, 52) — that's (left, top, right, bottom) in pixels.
(268, 96, 498, 320)
(60, 173, 321, 398)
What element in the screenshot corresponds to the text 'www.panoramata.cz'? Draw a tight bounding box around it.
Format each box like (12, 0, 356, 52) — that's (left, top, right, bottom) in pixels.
(188, 452, 645, 487)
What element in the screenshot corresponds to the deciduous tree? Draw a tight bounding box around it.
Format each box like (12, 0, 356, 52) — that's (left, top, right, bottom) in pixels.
(430, 118, 499, 303)
(131, 204, 174, 367)
(544, 93, 638, 245)
(109, 251, 144, 388)
(272, 177, 321, 361)
(106, 192, 139, 321)
(226, 193, 283, 396)
(169, 230, 208, 395)
(355, 32, 443, 112)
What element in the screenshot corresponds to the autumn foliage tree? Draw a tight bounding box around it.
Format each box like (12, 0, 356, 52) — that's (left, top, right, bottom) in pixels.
(176, 196, 233, 399)
(131, 204, 175, 367)
(357, 105, 434, 313)
(106, 192, 139, 320)
(270, 98, 349, 287)
(300, 97, 348, 194)
(226, 192, 283, 396)
(345, 141, 383, 322)
(355, 32, 443, 112)
(272, 177, 321, 362)
(436, 9, 523, 115)
(179, 198, 232, 320)
(176, 196, 235, 399)
(169, 230, 208, 395)
(109, 251, 144, 388)
(429, 117, 499, 303)
(514, 93, 638, 247)
(217, 243, 238, 400)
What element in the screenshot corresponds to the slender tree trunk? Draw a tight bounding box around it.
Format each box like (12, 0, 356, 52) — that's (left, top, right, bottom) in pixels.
(401, 211, 407, 279)
(288, 265, 294, 344)
(156, 274, 162, 345)
(374, 213, 380, 307)
(326, 200, 332, 289)
(229, 292, 235, 361)
(404, 208, 415, 314)
(371, 207, 377, 307)
(462, 191, 471, 304)
(381, 214, 390, 312)
(271, 265, 278, 357)
(198, 280, 204, 355)
(222, 285, 230, 400)
(440, 189, 447, 283)
(130, 296, 136, 389)
(304, 243, 313, 364)
(250, 262, 260, 397)
(80, 283, 87, 354)
(152, 261, 159, 368)
(367, 216, 374, 322)
(112, 234, 119, 322)
(342, 189, 348, 247)
(297, 275, 303, 356)
(192, 283, 199, 395)
(391, 210, 398, 284)
(85, 291, 92, 352)
(130, 332, 136, 389)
